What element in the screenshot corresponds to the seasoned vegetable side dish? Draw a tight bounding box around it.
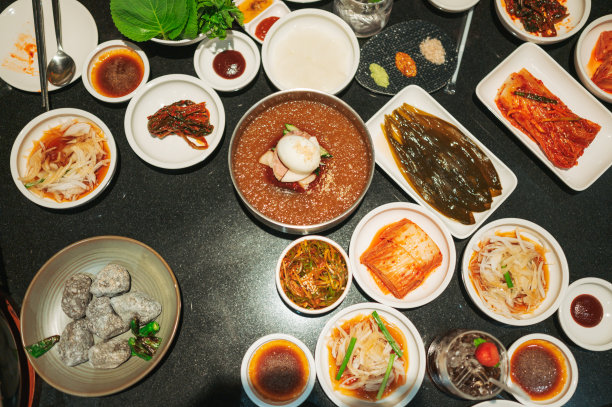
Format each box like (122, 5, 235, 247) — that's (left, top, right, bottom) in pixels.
(588, 31, 612, 94)
(147, 100, 214, 150)
(20, 119, 111, 202)
(360, 218, 442, 298)
(503, 0, 568, 37)
(495, 68, 601, 169)
(382, 103, 502, 225)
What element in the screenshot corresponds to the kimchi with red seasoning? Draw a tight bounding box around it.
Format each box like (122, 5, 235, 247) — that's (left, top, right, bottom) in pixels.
(503, 0, 568, 37)
(589, 31, 612, 94)
(495, 68, 601, 169)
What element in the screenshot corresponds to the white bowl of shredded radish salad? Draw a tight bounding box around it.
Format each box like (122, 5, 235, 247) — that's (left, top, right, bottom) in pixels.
(10, 108, 117, 209)
(461, 218, 569, 326)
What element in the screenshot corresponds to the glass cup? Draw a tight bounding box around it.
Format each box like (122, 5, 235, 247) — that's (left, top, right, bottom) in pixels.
(333, 0, 393, 38)
(427, 329, 508, 401)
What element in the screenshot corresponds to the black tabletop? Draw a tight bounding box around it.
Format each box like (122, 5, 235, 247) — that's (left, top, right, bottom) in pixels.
(1, 0, 611, 406)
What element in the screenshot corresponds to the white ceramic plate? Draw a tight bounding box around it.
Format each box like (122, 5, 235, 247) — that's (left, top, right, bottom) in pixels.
(124, 74, 225, 169)
(507, 334, 578, 407)
(241, 333, 316, 407)
(276, 236, 352, 315)
(428, 0, 479, 13)
(0, 0, 97, 92)
(476, 42, 612, 191)
(495, 0, 590, 44)
(242, 1, 291, 44)
(10, 108, 117, 209)
(349, 202, 455, 309)
(149, 34, 206, 47)
(462, 218, 569, 326)
(365, 84, 517, 239)
(574, 15, 612, 103)
(262, 9, 359, 95)
(82, 40, 150, 103)
(315, 303, 425, 407)
(558, 277, 612, 351)
(194, 30, 260, 92)
(473, 401, 524, 407)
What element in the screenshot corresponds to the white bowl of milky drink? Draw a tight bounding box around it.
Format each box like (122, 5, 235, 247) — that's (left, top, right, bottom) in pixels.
(262, 9, 360, 95)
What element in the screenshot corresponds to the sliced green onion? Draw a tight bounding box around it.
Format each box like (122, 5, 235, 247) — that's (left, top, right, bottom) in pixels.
(376, 353, 396, 400)
(513, 91, 557, 104)
(504, 271, 514, 288)
(335, 337, 356, 381)
(24, 178, 44, 189)
(371, 311, 403, 358)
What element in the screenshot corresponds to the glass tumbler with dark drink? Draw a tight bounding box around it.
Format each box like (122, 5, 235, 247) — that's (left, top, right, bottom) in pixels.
(427, 329, 508, 400)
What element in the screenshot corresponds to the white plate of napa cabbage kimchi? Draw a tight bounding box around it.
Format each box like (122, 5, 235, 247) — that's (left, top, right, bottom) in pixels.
(476, 42, 612, 191)
(349, 202, 456, 309)
(315, 302, 425, 407)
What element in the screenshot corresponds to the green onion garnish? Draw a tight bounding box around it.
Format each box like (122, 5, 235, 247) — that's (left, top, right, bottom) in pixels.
(372, 311, 403, 358)
(24, 178, 44, 188)
(376, 353, 396, 400)
(513, 91, 557, 104)
(335, 337, 356, 380)
(504, 271, 514, 288)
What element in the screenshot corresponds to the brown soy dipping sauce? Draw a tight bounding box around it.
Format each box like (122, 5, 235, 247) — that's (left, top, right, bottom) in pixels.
(213, 50, 246, 79)
(248, 339, 309, 403)
(571, 294, 604, 327)
(91, 48, 144, 98)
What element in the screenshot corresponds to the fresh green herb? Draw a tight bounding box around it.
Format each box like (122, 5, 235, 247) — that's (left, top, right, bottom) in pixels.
(371, 311, 403, 358)
(24, 178, 44, 188)
(513, 91, 558, 104)
(110, 0, 243, 42)
(504, 271, 514, 288)
(335, 337, 356, 380)
(25, 335, 60, 358)
(376, 353, 396, 399)
(473, 337, 487, 347)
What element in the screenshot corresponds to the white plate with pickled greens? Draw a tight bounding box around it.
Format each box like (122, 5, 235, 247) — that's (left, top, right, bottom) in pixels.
(315, 302, 425, 406)
(365, 85, 517, 239)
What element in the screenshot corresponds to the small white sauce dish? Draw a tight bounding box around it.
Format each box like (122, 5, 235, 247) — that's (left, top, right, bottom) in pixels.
(349, 202, 456, 309)
(495, 0, 590, 44)
(558, 277, 612, 351)
(82, 40, 150, 103)
(574, 15, 612, 103)
(193, 30, 260, 92)
(240, 333, 316, 407)
(506, 333, 578, 407)
(150, 33, 206, 46)
(461, 218, 569, 326)
(244, 2, 291, 44)
(276, 236, 352, 315)
(262, 9, 359, 95)
(10, 108, 117, 209)
(428, 0, 479, 13)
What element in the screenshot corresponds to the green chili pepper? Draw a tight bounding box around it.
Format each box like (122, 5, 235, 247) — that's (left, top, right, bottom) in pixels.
(513, 91, 558, 104)
(335, 337, 356, 381)
(138, 321, 160, 337)
(25, 335, 60, 358)
(129, 337, 152, 361)
(130, 318, 140, 336)
(504, 271, 514, 288)
(372, 311, 403, 358)
(376, 353, 396, 399)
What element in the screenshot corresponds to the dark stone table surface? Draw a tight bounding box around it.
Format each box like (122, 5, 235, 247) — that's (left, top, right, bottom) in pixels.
(1, 0, 610, 406)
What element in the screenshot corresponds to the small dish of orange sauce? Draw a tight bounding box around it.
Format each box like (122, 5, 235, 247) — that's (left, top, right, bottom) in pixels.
(82, 40, 150, 103)
(241, 334, 315, 407)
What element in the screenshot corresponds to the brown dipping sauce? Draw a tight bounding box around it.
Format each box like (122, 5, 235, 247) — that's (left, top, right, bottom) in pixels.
(248, 339, 309, 403)
(571, 294, 603, 327)
(510, 339, 567, 401)
(91, 48, 144, 97)
(255, 16, 280, 41)
(213, 50, 246, 79)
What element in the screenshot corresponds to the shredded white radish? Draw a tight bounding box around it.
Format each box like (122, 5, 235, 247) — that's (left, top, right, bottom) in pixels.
(469, 228, 548, 319)
(20, 120, 110, 202)
(328, 315, 406, 397)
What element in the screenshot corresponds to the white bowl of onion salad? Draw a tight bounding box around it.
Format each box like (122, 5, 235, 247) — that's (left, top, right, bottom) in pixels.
(276, 236, 352, 315)
(461, 218, 569, 326)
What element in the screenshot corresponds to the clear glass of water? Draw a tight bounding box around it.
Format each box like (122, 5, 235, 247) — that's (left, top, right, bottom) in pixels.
(333, 0, 393, 38)
(427, 329, 508, 400)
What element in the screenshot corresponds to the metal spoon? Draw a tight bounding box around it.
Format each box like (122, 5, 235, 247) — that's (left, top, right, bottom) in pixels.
(444, 6, 474, 95)
(46, 0, 75, 87)
(488, 377, 530, 401)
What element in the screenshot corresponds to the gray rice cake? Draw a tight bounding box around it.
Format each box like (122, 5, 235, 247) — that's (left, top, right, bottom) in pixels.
(90, 263, 131, 297)
(61, 273, 93, 319)
(57, 319, 93, 367)
(88, 338, 131, 369)
(86, 296, 129, 340)
(110, 291, 162, 325)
